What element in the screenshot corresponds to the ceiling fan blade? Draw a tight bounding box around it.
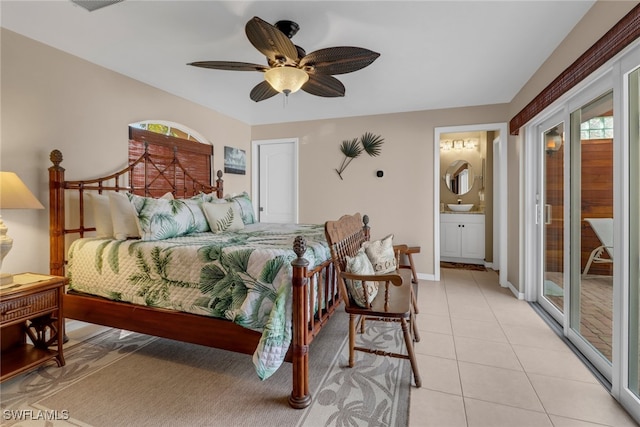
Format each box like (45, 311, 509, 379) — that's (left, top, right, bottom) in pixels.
(188, 61, 268, 72)
(301, 74, 345, 97)
(299, 47, 380, 75)
(250, 80, 280, 102)
(245, 16, 299, 65)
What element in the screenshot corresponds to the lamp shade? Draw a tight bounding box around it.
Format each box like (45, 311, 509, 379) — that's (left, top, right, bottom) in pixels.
(0, 172, 45, 210)
(264, 67, 309, 95)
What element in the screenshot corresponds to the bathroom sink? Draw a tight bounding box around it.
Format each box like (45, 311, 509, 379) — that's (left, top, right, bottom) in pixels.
(447, 204, 474, 212)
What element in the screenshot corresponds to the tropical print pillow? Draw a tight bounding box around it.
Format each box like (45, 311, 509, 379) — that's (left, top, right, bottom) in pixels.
(202, 201, 245, 233)
(130, 194, 200, 241)
(345, 247, 378, 307)
(362, 234, 397, 273)
(226, 192, 256, 224)
(183, 198, 210, 232)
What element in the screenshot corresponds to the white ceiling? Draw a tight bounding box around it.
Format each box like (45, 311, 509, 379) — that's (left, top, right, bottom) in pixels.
(1, 1, 595, 126)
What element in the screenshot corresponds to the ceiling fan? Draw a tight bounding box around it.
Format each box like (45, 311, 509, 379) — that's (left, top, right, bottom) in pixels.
(188, 16, 380, 102)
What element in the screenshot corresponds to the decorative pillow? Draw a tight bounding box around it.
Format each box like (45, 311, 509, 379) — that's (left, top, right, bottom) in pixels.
(201, 202, 245, 233)
(131, 195, 201, 241)
(182, 198, 209, 233)
(345, 248, 378, 308)
(201, 192, 220, 203)
(362, 234, 397, 274)
(108, 192, 141, 240)
(226, 192, 256, 224)
(86, 193, 113, 238)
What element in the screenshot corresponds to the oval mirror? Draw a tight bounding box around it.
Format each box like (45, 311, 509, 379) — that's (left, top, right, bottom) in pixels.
(444, 160, 474, 195)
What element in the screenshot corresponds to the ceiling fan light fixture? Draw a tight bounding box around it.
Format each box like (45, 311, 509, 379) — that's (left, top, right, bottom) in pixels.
(264, 67, 309, 95)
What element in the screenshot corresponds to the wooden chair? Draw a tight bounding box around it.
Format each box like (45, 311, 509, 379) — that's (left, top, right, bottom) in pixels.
(324, 213, 422, 387)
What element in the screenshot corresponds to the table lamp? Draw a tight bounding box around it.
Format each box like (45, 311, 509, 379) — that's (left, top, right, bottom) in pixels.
(0, 171, 45, 285)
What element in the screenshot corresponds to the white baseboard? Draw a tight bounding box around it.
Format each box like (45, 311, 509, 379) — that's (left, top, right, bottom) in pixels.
(417, 272, 437, 282)
(506, 281, 524, 299)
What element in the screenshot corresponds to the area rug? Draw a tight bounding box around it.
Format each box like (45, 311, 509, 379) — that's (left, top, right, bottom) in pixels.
(0, 309, 410, 427)
(440, 261, 487, 271)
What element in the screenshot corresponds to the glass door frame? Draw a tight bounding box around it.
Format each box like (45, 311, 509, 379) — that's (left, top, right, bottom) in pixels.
(533, 111, 569, 326)
(616, 42, 640, 421)
(566, 81, 616, 382)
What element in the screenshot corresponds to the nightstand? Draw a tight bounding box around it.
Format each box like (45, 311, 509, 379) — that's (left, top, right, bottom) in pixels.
(0, 274, 67, 382)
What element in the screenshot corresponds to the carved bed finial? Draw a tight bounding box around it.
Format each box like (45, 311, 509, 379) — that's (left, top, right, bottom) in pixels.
(362, 214, 369, 226)
(293, 236, 307, 258)
(50, 150, 63, 166)
(217, 170, 223, 179)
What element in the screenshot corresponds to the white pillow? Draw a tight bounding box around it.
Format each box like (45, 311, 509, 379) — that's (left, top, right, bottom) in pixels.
(362, 234, 397, 274)
(201, 202, 245, 233)
(108, 192, 141, 240)
(86, 193, 113, 238)
(345, 248, 378, 308)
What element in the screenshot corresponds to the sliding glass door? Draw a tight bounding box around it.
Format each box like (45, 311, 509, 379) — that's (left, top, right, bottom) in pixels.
(540, 118, 566, 321)
(568, 92, 614, 377)
(530, 43, 640, 421)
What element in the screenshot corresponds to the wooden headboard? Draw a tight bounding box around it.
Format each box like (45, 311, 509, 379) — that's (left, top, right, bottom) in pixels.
(48, 128, 223, 276)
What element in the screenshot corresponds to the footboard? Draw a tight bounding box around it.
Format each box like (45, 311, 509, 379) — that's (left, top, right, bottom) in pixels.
(289, 216, 368, 408)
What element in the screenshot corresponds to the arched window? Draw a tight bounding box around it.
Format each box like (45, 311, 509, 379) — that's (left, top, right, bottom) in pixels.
(129, 120, 210, 145)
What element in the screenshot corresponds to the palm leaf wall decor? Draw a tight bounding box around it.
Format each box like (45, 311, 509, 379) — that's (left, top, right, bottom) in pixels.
(335, 132, 385, 180)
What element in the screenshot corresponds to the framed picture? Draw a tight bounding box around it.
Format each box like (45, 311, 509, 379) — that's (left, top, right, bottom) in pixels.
(224, 146, 246, 175)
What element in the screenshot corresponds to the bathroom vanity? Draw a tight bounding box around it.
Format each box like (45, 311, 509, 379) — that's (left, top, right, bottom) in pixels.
(440, 212, 485, 264)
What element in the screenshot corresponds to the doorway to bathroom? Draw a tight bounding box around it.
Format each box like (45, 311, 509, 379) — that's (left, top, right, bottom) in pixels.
(433, 123, 508, 286)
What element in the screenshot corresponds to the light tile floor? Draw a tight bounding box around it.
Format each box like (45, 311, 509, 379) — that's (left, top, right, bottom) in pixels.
(408, 268, 638, 427)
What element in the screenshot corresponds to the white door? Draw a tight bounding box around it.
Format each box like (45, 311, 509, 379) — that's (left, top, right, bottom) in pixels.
(254, 139, 298, 223)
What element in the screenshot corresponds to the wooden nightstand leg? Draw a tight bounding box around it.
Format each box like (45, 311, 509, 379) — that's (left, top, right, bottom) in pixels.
(26, 315, 58, 348)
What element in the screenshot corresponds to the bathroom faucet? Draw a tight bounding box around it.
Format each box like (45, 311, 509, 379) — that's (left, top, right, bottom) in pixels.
(457, 198, 462, 204)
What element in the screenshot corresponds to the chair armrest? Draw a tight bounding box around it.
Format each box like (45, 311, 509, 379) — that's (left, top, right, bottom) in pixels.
(393, 244, 409, 253)
(340, 271, 404, 287)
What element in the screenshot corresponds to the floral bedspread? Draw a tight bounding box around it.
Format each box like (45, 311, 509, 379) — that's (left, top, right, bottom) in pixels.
(66, 223, 331, 380)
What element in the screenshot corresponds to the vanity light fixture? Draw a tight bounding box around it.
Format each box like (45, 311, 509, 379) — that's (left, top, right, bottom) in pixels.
(453, 139, 464, 150)
(464, 139, 478, 150)
(440, 140, 453, 151)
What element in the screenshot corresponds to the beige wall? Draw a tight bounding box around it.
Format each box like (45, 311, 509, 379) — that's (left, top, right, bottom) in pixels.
(252, 106, 508, 276)
(1, 29, 252, 275)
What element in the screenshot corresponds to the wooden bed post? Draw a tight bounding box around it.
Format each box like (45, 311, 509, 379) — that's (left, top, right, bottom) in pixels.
(215, 170, 224, 199)
(289, 236, 311, 409)
(49, 150, 65, 277)
(362, 214, 370, 240)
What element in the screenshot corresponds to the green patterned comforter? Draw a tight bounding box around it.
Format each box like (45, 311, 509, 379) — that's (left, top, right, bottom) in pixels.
(67, 223, 331, 380)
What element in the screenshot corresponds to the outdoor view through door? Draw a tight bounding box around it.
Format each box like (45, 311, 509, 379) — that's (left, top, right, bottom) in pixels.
(543, 123, 565, 315)
(570, 91, 614, 366)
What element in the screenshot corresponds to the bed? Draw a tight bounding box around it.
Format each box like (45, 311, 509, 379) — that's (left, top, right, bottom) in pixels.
(48, 127, 350, 408)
